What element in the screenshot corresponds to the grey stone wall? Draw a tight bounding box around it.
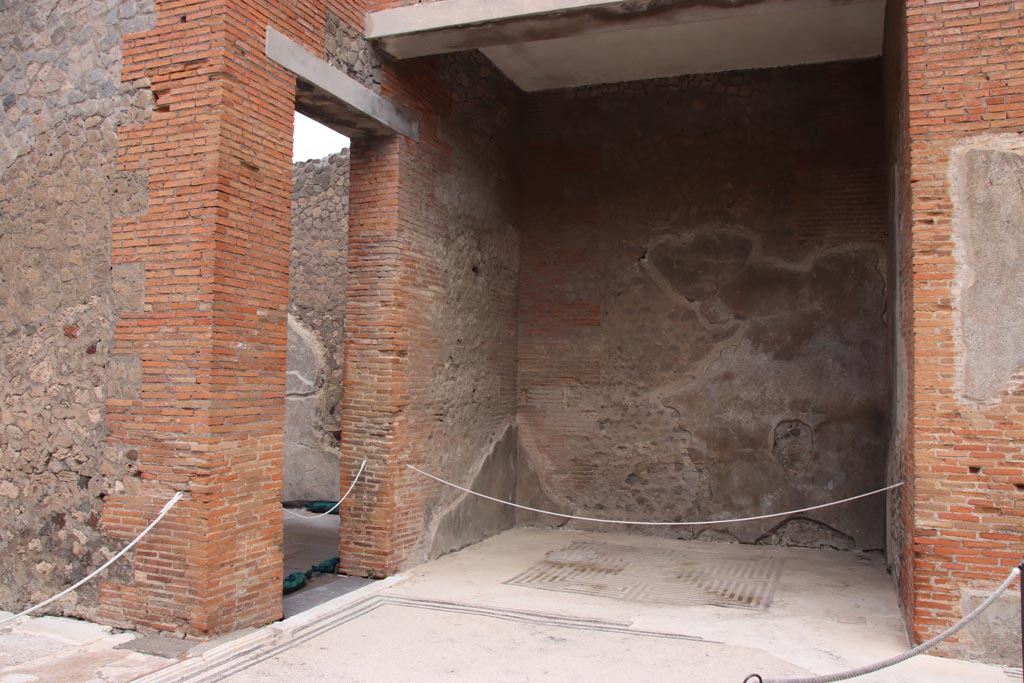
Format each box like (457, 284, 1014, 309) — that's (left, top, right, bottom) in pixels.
(325, 11, 382, 93)
(517, 61, 889, 550)
(286, 151, 350, 501)
(0, 0, 153, 617)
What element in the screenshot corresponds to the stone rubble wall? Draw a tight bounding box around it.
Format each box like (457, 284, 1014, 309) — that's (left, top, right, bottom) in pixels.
(0, 0, 154, 618)
(286, 151, 350, 502)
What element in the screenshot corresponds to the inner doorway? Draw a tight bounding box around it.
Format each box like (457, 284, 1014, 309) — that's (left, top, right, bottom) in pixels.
(281, 112, 369, 617)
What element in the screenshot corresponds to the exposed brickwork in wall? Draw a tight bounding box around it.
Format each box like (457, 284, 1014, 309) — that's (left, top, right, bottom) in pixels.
(518, 62, 889, 549)
(0, 0, 154, 620)
(902, 0, 1024, 661)
(286, 152, 350, 501)
(339, 51, 523, 574)
(337, 134, 404, 574)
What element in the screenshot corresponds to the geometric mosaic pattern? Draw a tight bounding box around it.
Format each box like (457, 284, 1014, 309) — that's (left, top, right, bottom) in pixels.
(506, 541, 784, 610)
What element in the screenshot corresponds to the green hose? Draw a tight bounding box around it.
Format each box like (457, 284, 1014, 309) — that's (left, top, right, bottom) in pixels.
(282, 572, 307, 594)
(282, 556, 341, 595)
(303, 500, 340, 514)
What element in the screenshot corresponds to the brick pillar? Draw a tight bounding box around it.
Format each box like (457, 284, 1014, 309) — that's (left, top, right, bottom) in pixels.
(902, 0, 1024, 656)
(337, 57, 460, 576)
(338, 135, 406, 576)
(98, 1, 315, 635)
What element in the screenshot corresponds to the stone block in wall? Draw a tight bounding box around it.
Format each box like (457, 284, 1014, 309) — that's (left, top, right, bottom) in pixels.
(110, 263, 145, 315)
(956, 589, 1022, 666)
(106, 354, 142, 401)
(954, 143, 1024, 402)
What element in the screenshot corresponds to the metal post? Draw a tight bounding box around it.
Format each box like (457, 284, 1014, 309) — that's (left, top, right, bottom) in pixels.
(1019, 560, 1023, 683)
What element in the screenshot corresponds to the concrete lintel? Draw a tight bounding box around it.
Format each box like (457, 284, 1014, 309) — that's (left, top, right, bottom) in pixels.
(266, 27, 418, 140)
(366, 0, 864, 60)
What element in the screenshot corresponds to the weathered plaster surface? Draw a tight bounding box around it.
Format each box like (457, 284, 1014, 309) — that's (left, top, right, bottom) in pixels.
(518, 61, 888, 549)
(430, 426, 518, 556)
(945, 135, 1024, 665)
(0, 0, 154, 616)
(957, 588, 1022, 666)
(952, 140, 1024, 402)
(286, 152, 350, 501)
(400, 52, 524, 561)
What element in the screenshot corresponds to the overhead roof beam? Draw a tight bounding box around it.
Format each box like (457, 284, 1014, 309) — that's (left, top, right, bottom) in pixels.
(266, 27, 418, 140)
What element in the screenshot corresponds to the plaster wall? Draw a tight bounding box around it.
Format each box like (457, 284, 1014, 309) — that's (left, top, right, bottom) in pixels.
(517, 61, 890, 549)
(954, 143, 1024, 404)
(393, 52, 524, 562)
(338, 50, 525, 572)
(0, 0, 154, 618)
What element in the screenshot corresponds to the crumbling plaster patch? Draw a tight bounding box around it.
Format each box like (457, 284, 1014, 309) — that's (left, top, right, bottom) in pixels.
(950, 134, 1024, 403)
(517, 62, 889, 550)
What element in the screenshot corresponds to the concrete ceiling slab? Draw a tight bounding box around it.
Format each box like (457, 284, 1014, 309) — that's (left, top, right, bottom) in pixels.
(483, 0, 886, 91)
(369, 0, 670, 59)
(367, 0, 885, 92)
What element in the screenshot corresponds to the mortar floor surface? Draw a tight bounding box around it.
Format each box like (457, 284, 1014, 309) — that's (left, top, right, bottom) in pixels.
(1, 528, 1019, 682)
(188, 528, 1020, 682)
(281, 510, 373, 619)
(282, 508, 342, 576)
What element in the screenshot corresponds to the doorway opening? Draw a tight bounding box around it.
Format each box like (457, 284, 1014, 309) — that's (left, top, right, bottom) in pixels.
(282, 113, 369, 617)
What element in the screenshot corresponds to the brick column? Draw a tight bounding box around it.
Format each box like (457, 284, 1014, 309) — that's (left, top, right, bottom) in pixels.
(338, 135, 406, 576)
(902, 0, 1024, 656)
(98, 1, 322, 635)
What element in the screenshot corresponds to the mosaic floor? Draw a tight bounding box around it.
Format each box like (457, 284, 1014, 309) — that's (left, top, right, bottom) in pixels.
(506, 539, 784, 609)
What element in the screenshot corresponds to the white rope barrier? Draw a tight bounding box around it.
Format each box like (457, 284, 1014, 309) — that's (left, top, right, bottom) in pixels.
(282, 459, 367, 520)
(406, 464, 903, 527)
(0, 490, 185, 630)
(744, 564, 1023, 683)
